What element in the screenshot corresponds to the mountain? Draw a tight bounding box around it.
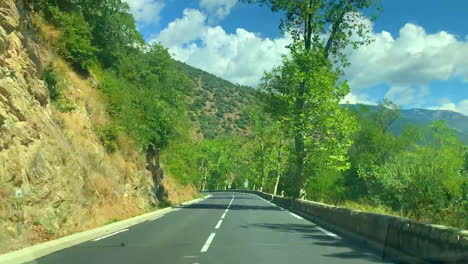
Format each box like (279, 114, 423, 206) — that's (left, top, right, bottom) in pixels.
(176, 61, 258, 139)
(348, 104, 468, 143)
(177, 62, 468, 143)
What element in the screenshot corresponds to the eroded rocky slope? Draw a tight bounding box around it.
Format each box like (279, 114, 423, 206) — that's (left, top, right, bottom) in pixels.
(0, 0, 169, 252)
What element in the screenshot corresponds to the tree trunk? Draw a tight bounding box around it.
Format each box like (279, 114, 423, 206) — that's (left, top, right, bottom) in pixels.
(273, 147, 282, 196)
(200, 159, 207, 191)
(292, 0, 317, 198)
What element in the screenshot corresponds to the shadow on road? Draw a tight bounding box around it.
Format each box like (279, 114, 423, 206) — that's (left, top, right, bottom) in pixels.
(244, 223, 397, 264)
(203, 196, 255, 200)
(183, 203, 283, 211)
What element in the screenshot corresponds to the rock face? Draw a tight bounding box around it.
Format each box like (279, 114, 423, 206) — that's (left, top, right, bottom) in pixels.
(0, 0, 158, 252)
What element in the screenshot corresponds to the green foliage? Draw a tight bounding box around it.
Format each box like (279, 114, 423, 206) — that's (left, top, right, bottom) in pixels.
(262, 44, 356, 197)
(96, 124, 120, 153)
(46, 6, 97, 71)
(43, 67, 60, 100)
(42, 66, 76, 113)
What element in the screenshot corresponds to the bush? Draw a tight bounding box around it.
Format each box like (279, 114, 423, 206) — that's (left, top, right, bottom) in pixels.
(46, 7, 97, 71)
(43, 67, 60, 100)
(96, 124, 120, 152)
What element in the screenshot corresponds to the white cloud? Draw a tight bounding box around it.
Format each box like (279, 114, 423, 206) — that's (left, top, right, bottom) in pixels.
(200, 0, 238, 22)
(340, 93, 376, 105)
(153, 8, 468, 115)
(345, 23, 468, 105)
(123, 0, 165, 25)
(429, 99, 468, 116)
(153, 8, 291, 86)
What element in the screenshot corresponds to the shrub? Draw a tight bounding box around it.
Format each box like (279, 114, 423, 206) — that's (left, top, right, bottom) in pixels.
(46, 7, 97, 72)
(43, 67, 60, 100)
(96, 124, 120, 152)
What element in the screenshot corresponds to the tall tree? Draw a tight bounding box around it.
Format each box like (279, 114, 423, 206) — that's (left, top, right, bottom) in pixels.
(245, 0, 381, 197)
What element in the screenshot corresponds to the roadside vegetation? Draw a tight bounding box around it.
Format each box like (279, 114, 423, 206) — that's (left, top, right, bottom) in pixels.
(28, 0, 467, 228)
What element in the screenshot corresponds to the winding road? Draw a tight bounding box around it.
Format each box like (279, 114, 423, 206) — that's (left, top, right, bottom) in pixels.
(27, 192, 396, 264)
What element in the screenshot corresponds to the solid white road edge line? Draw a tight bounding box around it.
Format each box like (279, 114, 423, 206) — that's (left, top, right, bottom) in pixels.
(289, 212, 304, 219)
(215, 220, 223, 229)
(200, 233, 216, 252)
(148, 215, 164, 221)
(316, 226, 339, 238)
(92, 229, 129, 241)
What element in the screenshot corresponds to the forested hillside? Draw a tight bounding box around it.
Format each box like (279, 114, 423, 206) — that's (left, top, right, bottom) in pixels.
(176, 62, 257, 139)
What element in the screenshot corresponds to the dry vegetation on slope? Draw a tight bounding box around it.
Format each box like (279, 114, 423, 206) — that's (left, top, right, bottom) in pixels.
(0, 0, 196, 253)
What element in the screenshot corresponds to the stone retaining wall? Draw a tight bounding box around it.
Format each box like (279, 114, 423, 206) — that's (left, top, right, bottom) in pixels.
(224, 190, 467, 264)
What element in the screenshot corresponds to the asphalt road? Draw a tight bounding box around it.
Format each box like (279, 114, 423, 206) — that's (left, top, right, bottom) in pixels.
(27, 192, 397, 264)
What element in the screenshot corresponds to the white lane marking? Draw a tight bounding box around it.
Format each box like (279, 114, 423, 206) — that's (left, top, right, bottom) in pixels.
(92, 229, 129, 241)
(316, 226, 339, 238)
(215, 219, 223, 229)
(224, 208, 229, 213)
(221, 212, 226, 219)
(200, 233, 216, 252)
(289, 212, 304, 220)
(148, 215, 164, 221)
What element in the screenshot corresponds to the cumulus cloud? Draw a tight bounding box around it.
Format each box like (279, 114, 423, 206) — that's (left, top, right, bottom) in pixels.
(123, 0, 165, 25)
(153, 9, 467, 114)
(154, 9, 291, 86)
(429, 100, 468, 116)
(200, 0, 238, 23)
(345, 23, 468, 105)
(340, 93, 376, 105)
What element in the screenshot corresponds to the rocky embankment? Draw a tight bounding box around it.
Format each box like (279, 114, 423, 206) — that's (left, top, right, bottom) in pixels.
(0, 0, 171, 253)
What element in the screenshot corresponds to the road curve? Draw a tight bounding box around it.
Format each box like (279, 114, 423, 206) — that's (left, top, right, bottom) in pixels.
(26, 192, 397, 264)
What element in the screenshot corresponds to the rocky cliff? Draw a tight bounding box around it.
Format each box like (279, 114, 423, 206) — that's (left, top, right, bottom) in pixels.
(0, 0, 176, 253)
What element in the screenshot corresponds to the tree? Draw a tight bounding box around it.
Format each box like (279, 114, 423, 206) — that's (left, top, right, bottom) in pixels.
(244, 0, 381, 197)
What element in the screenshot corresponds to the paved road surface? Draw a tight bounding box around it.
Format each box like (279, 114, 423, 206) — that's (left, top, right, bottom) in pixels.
(27, 192, 397, 264)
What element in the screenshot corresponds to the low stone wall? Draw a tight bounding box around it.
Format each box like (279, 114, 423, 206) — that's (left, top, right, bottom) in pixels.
(223, 190, 468, 264)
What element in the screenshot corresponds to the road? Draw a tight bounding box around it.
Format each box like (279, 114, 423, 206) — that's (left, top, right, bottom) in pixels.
(27, 192, 396, 264)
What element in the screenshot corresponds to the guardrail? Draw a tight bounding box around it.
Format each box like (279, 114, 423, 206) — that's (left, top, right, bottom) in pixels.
(213, 190, 467, 264)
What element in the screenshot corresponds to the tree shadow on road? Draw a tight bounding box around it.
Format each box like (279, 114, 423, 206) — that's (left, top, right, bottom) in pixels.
(183, 203, 283, 211)
(244, 223, 398, 264)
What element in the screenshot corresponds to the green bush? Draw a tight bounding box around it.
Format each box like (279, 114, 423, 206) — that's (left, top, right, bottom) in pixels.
(96, 124, 120, 153)
(47, 6, 97, 71)
(43, 67, 60, 100)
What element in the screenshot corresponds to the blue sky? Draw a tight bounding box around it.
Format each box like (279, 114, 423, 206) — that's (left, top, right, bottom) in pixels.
(124, 0, 468, 115)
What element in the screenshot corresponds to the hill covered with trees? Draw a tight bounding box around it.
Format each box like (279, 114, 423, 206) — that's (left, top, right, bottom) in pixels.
(176, 61, 257, 139)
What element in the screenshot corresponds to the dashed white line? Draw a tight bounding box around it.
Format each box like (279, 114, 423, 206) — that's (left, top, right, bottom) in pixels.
(215, 219, 223, 229)
(200, 233, 216, 252)
(289, 212, 304, 219)
(225, 208, 229, 213)
(92, 229, 129, 241)
(221, 212, 226, 219)
(316, 226, 339, 238)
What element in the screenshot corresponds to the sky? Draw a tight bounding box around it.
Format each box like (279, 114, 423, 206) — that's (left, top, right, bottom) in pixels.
(122, 0, 468, 116)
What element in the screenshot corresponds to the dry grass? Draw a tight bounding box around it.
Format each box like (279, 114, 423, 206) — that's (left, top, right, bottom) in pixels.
(32, 14, 60, 47)
(341, 201, 401, 217)
(163, 176, 198, 204)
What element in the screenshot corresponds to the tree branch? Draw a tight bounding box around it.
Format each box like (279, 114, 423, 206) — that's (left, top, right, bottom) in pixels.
(323, 0, 353, 58)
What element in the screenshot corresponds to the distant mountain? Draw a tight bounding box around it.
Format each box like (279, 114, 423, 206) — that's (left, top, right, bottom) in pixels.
(175, 61, 468, 143)
(175, 61, 258, 139)
(348, 104, 468, 143)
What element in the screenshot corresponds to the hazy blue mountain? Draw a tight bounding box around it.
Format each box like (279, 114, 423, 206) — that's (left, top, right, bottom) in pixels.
(348, 104, 468, 143)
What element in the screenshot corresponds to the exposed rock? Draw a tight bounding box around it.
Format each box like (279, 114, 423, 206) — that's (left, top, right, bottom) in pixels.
(0, 26, 8, 53)
(0, 0, 158, 254)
